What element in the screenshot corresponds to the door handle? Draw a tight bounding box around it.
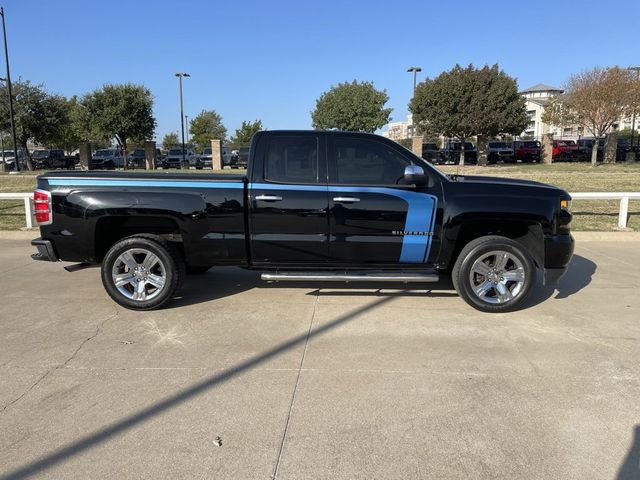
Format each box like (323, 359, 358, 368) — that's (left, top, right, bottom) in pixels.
(255, 194, 283, 202)
(333, 196, 360, 203)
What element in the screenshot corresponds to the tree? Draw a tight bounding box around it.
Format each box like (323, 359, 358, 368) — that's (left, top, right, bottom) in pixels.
(410, 64, 528, 165)
(52, 96, 84, 154)
(162, 132, 180, 149)
(0, 80, 70, 170)
(542, 66, 637, 165)
(230, 120, 263, 147)
(395, 138, 413, 149)
(189, 110, 226, 151)
(79, 83, 155, 167)
(311, 80, 392, 132)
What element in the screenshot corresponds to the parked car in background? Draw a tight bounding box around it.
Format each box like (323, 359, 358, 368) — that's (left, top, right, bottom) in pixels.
(552, 140, 580, 162)
(197, 148, 213, 169)
(440, 141, 477, 164)
(127, 149, 147, 169)
(236, 146, 250, 168)
(31, 149, 75, 170)
(577, 138, 603, 162)
(513, 140, 541, 162)
(615, 138, 632, 161)
(223, 146, 237, 168)
(421, 143, 442, 164)
(487, 141, 515, 164)
(2, 150, 25, 169)
(197, 146, 238, 169)
(162, 148, 198, 168)
(91, 148, 124, 169)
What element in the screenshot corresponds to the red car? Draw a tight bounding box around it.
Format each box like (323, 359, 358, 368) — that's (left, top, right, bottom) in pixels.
(552, 140, 579, 161)
(514, 140, 542, 162)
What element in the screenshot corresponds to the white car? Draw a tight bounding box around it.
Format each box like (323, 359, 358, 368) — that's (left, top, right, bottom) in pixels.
(163, 148, 199, 168)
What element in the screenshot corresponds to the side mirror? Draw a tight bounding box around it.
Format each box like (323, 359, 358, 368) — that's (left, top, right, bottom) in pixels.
(404, 165, 428, 186)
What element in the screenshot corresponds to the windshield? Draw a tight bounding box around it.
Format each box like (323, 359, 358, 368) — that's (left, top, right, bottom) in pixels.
(489, 142, 509, 148)
(168, 149, 184, 155)
(239, 147, 250, 155)
(32, 150, 50, 158)
(558, 141, 576, 146)
(525, 141, 540, 148)
(2, 151, 16, 157)
(203, 148, 212, 155)
(132, 149, 145, 156)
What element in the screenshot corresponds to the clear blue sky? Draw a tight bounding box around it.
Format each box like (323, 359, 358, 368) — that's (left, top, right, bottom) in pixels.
(4, 0, 640, 141)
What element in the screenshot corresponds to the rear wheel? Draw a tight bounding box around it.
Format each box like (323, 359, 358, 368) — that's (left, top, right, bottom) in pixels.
(452, 235, 535, 313)
(101, 234, 185, 310)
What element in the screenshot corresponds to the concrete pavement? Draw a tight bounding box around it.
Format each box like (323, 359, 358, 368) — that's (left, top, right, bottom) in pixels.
(0, 237, 639, 479)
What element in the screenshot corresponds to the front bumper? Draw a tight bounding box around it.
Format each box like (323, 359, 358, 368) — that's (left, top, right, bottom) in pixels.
(31, 238, 58, 262)
(543, 234, 574, 285)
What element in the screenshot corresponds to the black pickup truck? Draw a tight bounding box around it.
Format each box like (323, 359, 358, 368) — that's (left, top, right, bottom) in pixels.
(31, 130, 574, 313)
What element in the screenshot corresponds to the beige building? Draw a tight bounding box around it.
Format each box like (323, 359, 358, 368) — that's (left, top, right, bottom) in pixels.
(381, 114, 415, 140)
(520, 83, 565, 138)
(520, 82, 639, 140)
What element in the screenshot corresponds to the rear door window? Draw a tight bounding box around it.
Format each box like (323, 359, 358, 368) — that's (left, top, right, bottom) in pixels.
(265, 136, 319, 184)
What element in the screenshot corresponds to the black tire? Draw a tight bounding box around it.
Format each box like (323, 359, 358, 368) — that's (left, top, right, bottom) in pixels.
(186, 265, 212, 275)
(101, 234, 186, 310)
(452, 235, 535, 313)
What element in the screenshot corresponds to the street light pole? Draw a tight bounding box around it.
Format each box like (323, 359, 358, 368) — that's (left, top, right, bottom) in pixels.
(628, 67, 640, 150)
(175, 72, 190, 167)
(1, 8, 19, 172)
(185, 115, 189, 147)
(406, 66, 422, 97)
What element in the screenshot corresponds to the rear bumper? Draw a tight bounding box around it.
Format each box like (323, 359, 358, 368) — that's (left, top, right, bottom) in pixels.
(31, 237, 58, 262)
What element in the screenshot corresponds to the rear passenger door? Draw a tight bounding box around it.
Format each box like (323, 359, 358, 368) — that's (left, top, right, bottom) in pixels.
(327, 135, 440, 266)
(249, 134, 329, 265)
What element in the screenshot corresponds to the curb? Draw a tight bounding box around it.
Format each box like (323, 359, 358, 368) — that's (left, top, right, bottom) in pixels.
(1, 230, 639, 242)
(0, 230, 38, 240)
(571, 231, 640, 241)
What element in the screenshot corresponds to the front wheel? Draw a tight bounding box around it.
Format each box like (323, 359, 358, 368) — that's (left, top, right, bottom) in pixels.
(452, 235, 535, 313)
(101, 234, 185, 310)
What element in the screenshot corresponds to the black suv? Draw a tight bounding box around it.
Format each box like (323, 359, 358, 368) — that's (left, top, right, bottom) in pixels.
(440, 141, 477, 164)
(421, 143, 442, 164)
(32, 149, 74, 169)
(488, 141, 515, 164)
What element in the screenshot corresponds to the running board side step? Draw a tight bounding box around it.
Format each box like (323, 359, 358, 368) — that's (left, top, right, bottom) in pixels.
(261, 271, 439, 283)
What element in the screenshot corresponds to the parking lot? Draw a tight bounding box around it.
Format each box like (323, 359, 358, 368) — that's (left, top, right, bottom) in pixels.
(1, 233, 639, 479)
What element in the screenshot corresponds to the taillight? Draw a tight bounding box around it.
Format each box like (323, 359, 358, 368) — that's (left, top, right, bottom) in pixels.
(33, 189, 52, 225)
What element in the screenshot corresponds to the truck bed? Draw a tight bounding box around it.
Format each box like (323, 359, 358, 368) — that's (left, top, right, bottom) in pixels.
(37, 170, 248, 266)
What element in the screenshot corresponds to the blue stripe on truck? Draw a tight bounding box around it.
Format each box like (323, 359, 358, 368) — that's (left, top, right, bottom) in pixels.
(47, 179, 244, 189)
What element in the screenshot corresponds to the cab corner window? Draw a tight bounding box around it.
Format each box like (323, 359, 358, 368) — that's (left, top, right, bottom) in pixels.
(331, 137, 411, 185)
(265, 136, 318, 184)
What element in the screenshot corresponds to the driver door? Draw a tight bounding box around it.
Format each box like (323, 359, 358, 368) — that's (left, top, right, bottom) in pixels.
(327, 135, 440, 266)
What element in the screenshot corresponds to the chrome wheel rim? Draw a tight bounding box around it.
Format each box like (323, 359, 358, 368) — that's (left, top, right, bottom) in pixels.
(112, 248, 166, 301)
(469, 250, 525, 305)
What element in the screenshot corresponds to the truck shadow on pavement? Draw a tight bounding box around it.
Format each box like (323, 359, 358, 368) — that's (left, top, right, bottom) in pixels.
(169, 254, 596, 311)
(0, 257, 598, 479)
(522, 254, 596, 309)
(0, 295, 396, 480)
(617, 425, 640, 480)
